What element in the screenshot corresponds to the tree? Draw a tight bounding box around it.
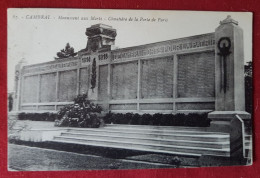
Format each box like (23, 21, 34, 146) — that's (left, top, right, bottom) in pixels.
(245, 61, 252, 114)
(55, 43, 77, 59)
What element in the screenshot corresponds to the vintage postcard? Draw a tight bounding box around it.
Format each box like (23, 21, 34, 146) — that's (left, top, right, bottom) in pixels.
(7, 8, 253, 171)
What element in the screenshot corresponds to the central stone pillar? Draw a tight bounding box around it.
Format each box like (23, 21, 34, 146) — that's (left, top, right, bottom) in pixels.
(208, 16, 251, 159)
(85, 24, 117, 101)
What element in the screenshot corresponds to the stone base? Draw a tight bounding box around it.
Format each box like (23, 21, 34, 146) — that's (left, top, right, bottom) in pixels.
(88, 88, 98, 100)
(207, 111, 250, 159)
(208, 111, 252, 133)
(208, 111, 251, 121)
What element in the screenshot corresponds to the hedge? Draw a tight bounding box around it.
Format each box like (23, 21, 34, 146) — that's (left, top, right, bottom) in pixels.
(103, 112, 211, 127)
(17, 112, 211, 127)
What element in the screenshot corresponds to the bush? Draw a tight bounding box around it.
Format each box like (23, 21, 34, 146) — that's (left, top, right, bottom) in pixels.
(103, 112, 211, 127)
(55, 94, 102, 128)
(103, 111, 113, 124)
(18, 112, 57, 121)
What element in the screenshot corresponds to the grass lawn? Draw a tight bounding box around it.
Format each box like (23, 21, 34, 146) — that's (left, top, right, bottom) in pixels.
(8, 144, 174, 171)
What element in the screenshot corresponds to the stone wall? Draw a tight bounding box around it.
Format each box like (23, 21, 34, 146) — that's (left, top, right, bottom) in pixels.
(15, 32, 216, 114)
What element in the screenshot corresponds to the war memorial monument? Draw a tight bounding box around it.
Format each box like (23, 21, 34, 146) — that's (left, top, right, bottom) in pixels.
(9, 14, 252, 168)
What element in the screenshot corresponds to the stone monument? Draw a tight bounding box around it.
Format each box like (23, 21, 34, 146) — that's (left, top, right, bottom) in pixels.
(84, 24, 117, 100)
(208, 16, 251, 159)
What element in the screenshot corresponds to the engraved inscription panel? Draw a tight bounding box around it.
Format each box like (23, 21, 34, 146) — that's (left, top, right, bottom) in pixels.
(79, 67, 90, 94)
(58, 70, 77, 102)
(98, 65, 108, 100)
(112, 34, 215, 61)
(22, 75, 38, 103)
(111, 62, 138, 100)
(177, 52, 215, 98)
(23, 60, 78, 74)
(39, 73, 56, 102)
(141, 57, 173, 99)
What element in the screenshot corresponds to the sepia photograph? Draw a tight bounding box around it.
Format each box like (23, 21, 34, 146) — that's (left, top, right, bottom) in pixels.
(7, 8, 253, 171)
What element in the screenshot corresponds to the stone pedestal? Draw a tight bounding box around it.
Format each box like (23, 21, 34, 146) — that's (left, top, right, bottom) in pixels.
(84, 24, 117, 102)
(85, 24, 117, 52)
(87, 88, 98, 100)
(208, 111, 250, 159)
(208, 16, 251, 159)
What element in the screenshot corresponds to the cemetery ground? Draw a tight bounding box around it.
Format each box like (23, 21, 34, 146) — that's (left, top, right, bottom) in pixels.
(8, 120, 188, 171)
(8, 144, 175, 171)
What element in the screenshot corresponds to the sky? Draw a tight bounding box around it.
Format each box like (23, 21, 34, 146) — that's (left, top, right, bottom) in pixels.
(7, 9, 253, 91)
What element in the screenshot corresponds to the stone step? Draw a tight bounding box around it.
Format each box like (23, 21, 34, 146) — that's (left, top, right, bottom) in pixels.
(245, 146, 252, 150)
(245, 141, 251, 147)
(244, 134, 252, 155)
(100, 127, 227, 135)
(66, 128, 230, 142)
(61, 132, 230, 149)
(105, 124, 210, 131)
(244, 132, 252, 159)
(53, 136, 230, 157)
(52, 138, 201, 157)
(245, 149, 252, 158)
(245, 135, 252, 140)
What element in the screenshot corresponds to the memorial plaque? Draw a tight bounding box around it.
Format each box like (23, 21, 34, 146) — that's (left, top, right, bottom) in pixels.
(111, 62, 138, 100)
(177, 52, 215, 98)
(22, 75, 38, 103)
(98, 65, 108, 100)
(58, 70, 77, 101)
(79, 67, 90, 94)
(141, 57, 173, 99)
(39, 73, 56, 102)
